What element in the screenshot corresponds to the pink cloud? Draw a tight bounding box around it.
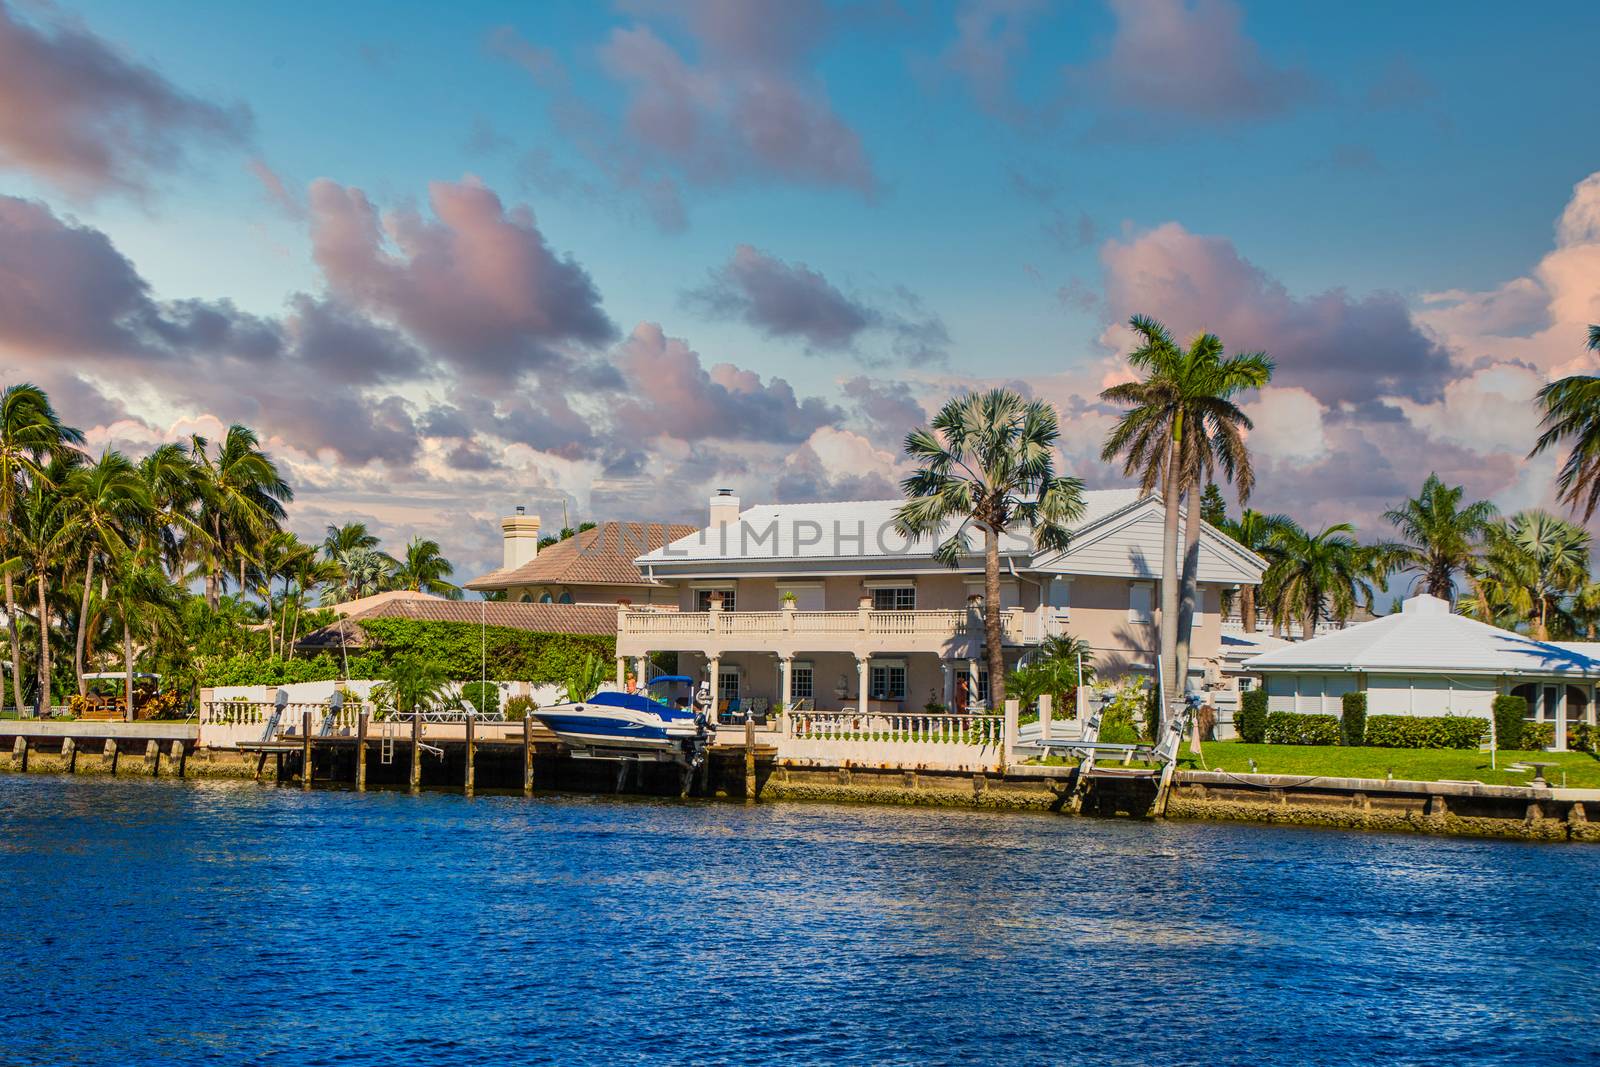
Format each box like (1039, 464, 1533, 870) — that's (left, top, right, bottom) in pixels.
(0, 2, 250, 198)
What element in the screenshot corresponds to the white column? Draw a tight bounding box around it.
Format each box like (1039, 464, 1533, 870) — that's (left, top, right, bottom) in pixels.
(857, 656, 870, 716)
(615, 657, 626, 689)
(709, 655, 721, 722)
(1039, 693, 1053, 744)
(967, 659, 981, 712)
(633, 656, 648, 688)
(1555, 683, 1568, 752)
(1589, 683, 1597, 728)
(780, 655, 793, 707)
(941, 660, 955, 711)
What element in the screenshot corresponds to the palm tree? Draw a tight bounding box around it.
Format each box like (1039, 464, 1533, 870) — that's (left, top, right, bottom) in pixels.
(1100, 316, 1272, 706)
(66, 450, 150, 695)
(390, 537, 463, 599)
(103, 553, 182, 719)
(14, 456, 81, 713)
(370, 654, 454, 719)
(0, 385, 83, 712)
(1008, 633, 1096, 714)
(191, 426, 292, 608)
(1382, 474, 1498, 603)
(895, 389, 1086, 708)
(1260, 522, 1374, 638)
(137, 443, 207, 579)
(1219, 509, 1294, 632)
(1530, 325, 1600, 519)
(1467, 510, 1590, 639)
(322, 522, 395, 602)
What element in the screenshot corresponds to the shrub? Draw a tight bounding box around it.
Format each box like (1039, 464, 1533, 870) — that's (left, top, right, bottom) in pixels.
(1263, 711, 1342, 745)
(1098, 678, 1149, 744)
(1340, 691, 1367, 747)
(1570, 722, 1597, 755)
(1236, 689, 1268, 744)
(503, 695, 538, 722)
(1520, 722, 1555, 750)
(460, 681, 500, 717)
(1492, 694, 1528, 749)
(1363, 714, 1488, 749)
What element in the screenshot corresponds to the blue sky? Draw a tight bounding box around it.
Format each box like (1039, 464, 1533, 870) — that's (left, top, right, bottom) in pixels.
(2, 0, 1599, 575)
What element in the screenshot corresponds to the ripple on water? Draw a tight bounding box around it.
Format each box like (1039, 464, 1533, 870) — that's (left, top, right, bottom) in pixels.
(0, 776, 1597, 1066)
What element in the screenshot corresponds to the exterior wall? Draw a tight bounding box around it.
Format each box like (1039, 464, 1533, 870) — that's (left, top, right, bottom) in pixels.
(1368, 673, 1498, 718)
(1263, 672, 1358, 715)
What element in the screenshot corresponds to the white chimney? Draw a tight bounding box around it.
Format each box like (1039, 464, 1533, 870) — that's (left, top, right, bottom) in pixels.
(709, 488, 740, 528)
(501, 505, 542, 569)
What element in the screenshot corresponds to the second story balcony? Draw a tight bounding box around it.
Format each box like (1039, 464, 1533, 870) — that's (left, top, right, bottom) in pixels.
(616, 603, 1036, 657)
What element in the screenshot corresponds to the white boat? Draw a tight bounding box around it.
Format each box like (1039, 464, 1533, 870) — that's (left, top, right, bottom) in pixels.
(533, 675, 710, 763)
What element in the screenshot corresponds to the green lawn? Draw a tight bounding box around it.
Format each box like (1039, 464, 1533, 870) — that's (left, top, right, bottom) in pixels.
(1187, 741, 1600, 789)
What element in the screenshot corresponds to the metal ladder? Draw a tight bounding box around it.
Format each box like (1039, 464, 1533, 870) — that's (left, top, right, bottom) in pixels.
(380, 722, 396, 765)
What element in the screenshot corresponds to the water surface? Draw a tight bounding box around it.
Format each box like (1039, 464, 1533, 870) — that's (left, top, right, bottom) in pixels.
(1, 776, 1596, 1066)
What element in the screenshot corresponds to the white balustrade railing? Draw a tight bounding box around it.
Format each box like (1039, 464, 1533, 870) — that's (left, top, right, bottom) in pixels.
(790, 611, 860, 633)
(788, 710, 1004, 748)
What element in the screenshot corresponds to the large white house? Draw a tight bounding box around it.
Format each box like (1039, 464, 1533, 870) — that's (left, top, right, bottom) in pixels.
(1246, 593, 1600, 750)
(604, 489, 1265, 718)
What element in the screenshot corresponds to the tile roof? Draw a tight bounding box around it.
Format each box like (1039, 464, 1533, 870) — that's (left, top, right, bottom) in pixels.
(467, 521, 699, 590)
(298, 600, 618, 649)
(1245, 594, 1600, 677)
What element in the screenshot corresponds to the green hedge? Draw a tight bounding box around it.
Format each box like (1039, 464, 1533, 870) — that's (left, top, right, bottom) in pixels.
(1340, 691, 1367, 747)
(1263, 711, 1342, 745)
(197, 621, 616, 687)
(1364, 714, 1488, 749)
(1570, 722, 1597, 754)
(1522, 722, 1555, 750)
(1492, 695, 1528, 749)
(1237, 689, 1268, 743)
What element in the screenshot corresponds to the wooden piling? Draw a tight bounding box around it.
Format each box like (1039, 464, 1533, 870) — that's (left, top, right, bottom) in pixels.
(62, 737, 76, 774)
(301, 709, 313, 790)
(356, 710, 369, 792)
(464, 713, 476, 797)
(103, 738, 118, 775)
(409, 713, 421, 793)
(170, 740, 186, 779)
(522, 715, 534, 797)
(12, 736, 26, 773)
(744, 716, 757, 801)
(254, 752, 268, 781)
(146, 739, 160, 777)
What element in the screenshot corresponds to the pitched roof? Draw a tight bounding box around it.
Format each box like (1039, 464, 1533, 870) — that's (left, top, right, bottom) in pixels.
(297, 600, 618, 650)
(328, 589, 445, 617)
(637, 490, 1145, 566)
(467, 521, 699, 591)
(1244, 594, 1600, 677)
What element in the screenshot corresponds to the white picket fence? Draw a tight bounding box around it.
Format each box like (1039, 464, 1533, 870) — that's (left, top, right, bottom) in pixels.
(783, 709, 1007, 772)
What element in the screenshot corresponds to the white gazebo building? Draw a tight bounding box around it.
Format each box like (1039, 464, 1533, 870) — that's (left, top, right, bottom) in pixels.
(1245, 593, 1600, 751)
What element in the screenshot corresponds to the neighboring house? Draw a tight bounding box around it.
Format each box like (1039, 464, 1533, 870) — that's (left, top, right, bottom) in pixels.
(617, 489, 1266, 715)
(298, 595, 617, 655)
(466, 510, 698, 606)
(1245, 593, 1600, 750)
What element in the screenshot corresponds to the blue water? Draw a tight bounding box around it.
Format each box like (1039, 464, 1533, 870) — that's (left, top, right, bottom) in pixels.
(1, 777, 1597, 1066)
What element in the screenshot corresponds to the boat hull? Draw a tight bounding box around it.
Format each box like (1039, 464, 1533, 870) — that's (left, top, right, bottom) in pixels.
(533, 690, 703, 759)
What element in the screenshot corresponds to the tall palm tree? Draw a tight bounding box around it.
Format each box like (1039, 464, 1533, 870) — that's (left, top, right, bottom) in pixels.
(137, 443, 207, 579)
(103, 553, 182, 719)
(191, 426, 293, 608)
(1382, 473, 1498, 604)
(0, 385, 83, 712)
(894, 389, 1086, 708)
(323, 522, 393, 601)
(1219, 509, 1295, 632)
(66, 450, 150, 695)
(15, 455, 81, 713)
(390, 537, 463, 600)
(1530, 325, 1600, 519)
(1467, 510, 1591, 639)
(1260, 522, 1374, 639)
(1100, 316, 1273, 707)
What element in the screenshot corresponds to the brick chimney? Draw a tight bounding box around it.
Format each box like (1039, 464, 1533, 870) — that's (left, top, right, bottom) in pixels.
(709, 488, 740, 528)
(501, 505, 541, 569)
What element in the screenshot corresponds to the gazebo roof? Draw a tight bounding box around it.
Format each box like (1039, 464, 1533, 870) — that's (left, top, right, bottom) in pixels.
(1244, 594, 1600, 678)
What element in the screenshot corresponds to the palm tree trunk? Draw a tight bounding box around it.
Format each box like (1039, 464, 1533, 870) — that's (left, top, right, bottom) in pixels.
(1158, 435, 1182, 725)
(75, 552, 95, 697)
(1175, 485, 1203, 697)
(279, 580, 293, 660)
(4, 572, 24, 714)
(1241, 586, 1258, 633)
(984, 523, 1004, 710)
(123, 620, 134, 722)
(35, 573, 50, 716)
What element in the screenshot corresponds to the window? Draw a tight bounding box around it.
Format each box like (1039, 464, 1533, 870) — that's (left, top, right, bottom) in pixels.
(1128, 583, 1154, 624)
(696, 588, 735, 612)
(557, 592, 574, 604)
(790, 663, 813, 701)
(717, 669, 740, 703)
(516, 592, 532, 604)
(538, 592, 554, 604)
(871, 587, 916, 611)
(870, 664, 907, 700)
